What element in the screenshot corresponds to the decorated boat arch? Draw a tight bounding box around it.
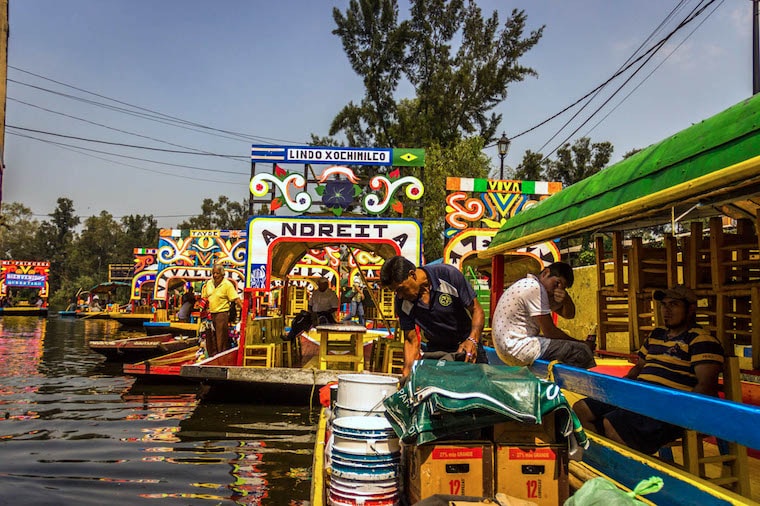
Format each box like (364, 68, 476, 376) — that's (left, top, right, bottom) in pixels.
(0, 260, 50, 316)
(153, 228, 247, 303)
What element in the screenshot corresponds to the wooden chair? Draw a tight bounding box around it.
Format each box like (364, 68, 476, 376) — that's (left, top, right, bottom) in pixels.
(657, 358, 749, 495)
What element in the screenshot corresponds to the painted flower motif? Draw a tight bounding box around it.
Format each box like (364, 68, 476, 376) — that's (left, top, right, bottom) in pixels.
(322, 180, 355, 209)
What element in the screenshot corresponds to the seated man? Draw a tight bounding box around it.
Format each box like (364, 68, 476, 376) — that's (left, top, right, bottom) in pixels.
(491, 262, 596, 368)
(572, 285, 724, 455)
(309, 276, 339, 325)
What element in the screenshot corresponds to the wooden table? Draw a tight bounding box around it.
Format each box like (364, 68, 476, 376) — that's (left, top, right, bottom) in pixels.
(316, 324, 367, 371)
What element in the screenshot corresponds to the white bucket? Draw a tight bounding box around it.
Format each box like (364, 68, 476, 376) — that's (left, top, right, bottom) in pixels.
(337, 374, 399, 412)
(333, 405, 385, 419)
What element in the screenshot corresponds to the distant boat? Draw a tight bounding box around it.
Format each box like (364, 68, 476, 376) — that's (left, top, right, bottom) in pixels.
(0, 305, 48, 317)
(88, 333, 199, 362)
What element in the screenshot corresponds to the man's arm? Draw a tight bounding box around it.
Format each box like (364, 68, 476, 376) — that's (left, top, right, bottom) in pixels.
(402, 328, 421, 378)
(624, 356, 645, 380)
(534, 313, 576, 341)
(551, 287, 576, 319)
(693, 362, 722, 397)
(457, 299, 485, 363)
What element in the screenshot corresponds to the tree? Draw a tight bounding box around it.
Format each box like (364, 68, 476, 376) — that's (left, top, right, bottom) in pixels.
(421, 137, 490, 260)
(32, 198, 81, 293)
(177, 195, 248, 230)
(544, 137, 613, 187)
(0, 202, 40, 260)
(513, 150, 546, 181)
(118, 214, 159, 261)
(70, 211, 122, 281)
(330, 0, 543, 148)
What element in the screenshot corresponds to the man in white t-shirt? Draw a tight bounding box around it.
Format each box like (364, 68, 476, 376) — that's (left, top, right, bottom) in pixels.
(491, 262, 595, 369)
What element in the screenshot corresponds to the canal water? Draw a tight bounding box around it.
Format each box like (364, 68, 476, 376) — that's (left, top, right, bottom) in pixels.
(0, 316, 318, 505)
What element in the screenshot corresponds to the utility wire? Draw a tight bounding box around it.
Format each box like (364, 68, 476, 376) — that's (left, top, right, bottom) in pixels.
(7, 129, 249, 175)
(486, 0, 715, 150)
(8, 96, 249, 162)
(10, 65, 305, 145)
(534, 0, 694, 154)
(7, 125, 249, 158)
(540, 0, 718, 162)
(8, 131, 244, 185)
(583, 0, 723, 138)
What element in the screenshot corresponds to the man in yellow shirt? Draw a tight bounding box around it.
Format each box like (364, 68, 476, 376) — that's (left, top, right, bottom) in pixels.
(202, 264, 243, 357)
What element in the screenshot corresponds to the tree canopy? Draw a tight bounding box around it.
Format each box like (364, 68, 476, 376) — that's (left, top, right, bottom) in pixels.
(330, 0, 544, 148)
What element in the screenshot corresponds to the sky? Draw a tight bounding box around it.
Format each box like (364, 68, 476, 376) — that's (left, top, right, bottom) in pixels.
(2, 0, 755, 229)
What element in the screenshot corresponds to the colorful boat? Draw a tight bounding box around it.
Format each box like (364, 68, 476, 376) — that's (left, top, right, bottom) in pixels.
(123, 345, 202, 378)
(143, 320, 199, 336)
(476, 93, 760, 502)
(0, 260, 50, 316)
(0, 305, 48, 317)
(108, 312, 155, 327)
(88, 333, 199, 362)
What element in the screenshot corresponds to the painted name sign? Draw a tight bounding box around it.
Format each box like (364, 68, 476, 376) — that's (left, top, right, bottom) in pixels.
(5, 273, 46, 287)
(245, 216, 422, 290)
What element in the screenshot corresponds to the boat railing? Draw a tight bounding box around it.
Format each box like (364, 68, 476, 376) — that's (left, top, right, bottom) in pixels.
(529, 358, 759, 504)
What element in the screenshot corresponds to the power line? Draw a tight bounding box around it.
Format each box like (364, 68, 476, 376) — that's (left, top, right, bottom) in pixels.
(8, 96, 248, 161)
(9, 65, 306, 145)
(486, 0, 717, 154)
(583, 0, 724, 138)
(7, 125, 249, 158)
(539, 0, 719, 162)
(7, 130, 249, 175)
(8, 131, 245, 185)
(533, 0, 694, 154)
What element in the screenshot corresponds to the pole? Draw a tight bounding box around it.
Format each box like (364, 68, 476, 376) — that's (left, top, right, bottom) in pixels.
(754, 0, 759, 95)
(0, 0, 8, 207)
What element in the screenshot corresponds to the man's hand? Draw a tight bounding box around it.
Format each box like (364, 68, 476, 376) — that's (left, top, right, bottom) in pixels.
(554, 286, 567, 306)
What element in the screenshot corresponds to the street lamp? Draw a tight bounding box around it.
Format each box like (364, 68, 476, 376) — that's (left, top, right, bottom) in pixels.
(497, 132, 510, 180)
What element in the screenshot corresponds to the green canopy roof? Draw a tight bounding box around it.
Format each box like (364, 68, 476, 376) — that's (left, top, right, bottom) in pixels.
(482, 94, 760, 258)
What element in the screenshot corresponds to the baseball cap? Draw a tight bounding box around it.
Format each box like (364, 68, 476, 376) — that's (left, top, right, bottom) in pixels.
(653, 285, 697, 304)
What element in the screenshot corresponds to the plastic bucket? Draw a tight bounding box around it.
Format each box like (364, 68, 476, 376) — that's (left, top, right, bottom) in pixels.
(336, 374, 399, 412)
(333, 405, 385, 419)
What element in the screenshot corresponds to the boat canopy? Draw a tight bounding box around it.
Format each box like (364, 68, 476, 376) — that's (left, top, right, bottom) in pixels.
(269, 240, 402, 279)
(481, 93, 760, 258)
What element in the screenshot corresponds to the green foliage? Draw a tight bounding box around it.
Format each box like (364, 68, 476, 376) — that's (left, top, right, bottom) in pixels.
(177, 195, 248, 230)
(420, 137, 490, 259)
(544, 137, 613, 187)
(0, 202, 40, 260)
(513, 149, 545, 181)
(329, 0, 543, 148)
(575, 248, 596, 267)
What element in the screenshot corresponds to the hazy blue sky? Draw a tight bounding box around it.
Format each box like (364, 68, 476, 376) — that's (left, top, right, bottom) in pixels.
(3, 0, 754, 228)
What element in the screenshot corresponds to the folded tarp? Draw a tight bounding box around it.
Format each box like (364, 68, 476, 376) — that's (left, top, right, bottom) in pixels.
(383, 359, 588, 449)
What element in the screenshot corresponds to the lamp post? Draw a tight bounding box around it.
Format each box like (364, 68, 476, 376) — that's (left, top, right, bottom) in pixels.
(497, 132, 510, 180)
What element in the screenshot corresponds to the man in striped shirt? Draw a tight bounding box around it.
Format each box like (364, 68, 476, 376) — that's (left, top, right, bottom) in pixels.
(572, 285, 724, 454)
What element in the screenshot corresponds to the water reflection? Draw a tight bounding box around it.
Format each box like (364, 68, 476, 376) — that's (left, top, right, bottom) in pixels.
(0, 317, 315, 505)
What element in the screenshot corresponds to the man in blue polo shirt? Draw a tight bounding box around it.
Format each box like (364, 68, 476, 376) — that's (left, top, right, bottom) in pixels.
(379, 256, 487, 378)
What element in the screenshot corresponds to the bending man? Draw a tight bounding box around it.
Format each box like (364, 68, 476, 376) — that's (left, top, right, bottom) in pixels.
(379, 256, 487, 379)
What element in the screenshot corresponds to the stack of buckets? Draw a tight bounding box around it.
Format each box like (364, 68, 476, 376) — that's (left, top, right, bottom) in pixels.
(327, 374, 401, 506)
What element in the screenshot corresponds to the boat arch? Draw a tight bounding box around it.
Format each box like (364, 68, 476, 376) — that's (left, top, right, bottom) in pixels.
(244, 215, 423, 291)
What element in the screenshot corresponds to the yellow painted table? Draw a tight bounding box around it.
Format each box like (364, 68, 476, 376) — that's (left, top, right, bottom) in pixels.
(316, 324, 367, 371)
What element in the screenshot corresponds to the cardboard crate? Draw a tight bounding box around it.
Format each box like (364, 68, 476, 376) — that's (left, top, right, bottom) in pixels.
(490, 411, 557, 445)
(495, 444, 568, 506)
(407, 441, 494, 503)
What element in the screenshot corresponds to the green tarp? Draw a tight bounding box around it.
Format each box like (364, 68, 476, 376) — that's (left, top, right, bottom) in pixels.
(382, 360, 588, 448)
